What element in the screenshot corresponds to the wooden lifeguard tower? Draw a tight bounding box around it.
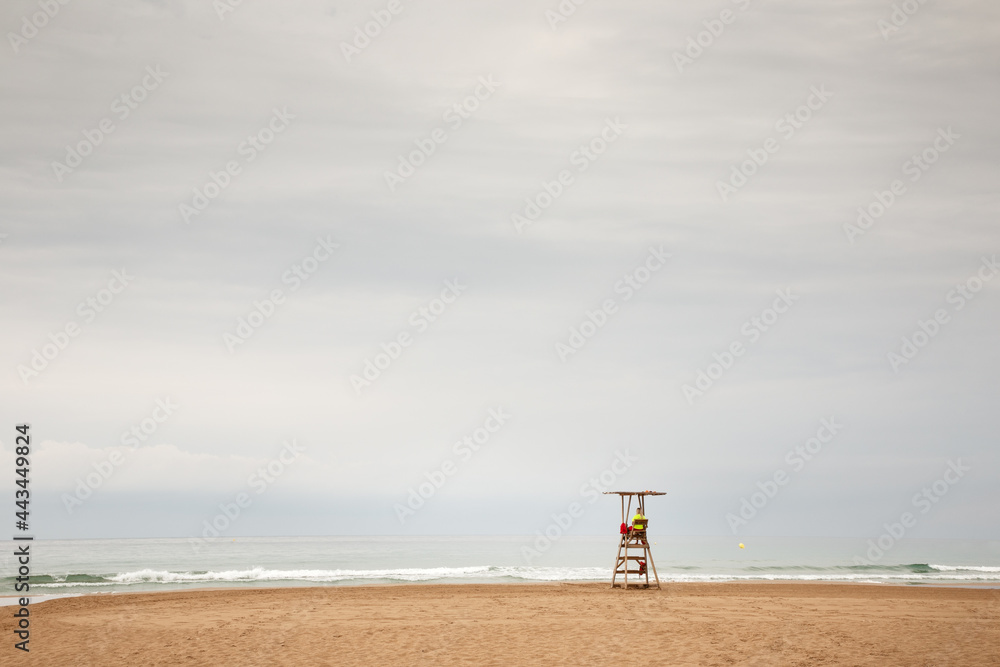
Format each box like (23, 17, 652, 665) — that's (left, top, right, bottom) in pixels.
(604, 491, 665, 589)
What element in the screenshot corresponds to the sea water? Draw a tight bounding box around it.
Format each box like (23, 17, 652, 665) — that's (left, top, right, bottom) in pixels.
(2, 535, 998, 599)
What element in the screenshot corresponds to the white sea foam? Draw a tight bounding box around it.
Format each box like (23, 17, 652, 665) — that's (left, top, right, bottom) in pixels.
(929, 564, 1000, 573)
(33, 566, 611, 587)
(29, 564, 1000, 589)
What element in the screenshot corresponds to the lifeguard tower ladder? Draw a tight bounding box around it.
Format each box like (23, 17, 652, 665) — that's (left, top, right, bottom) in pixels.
(604, 491, 665, 589)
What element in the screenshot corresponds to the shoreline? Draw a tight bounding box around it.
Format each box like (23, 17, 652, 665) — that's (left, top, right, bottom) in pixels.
(4, 577, 998, 605)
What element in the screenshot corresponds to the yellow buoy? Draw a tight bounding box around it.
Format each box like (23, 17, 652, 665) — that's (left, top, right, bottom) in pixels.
(739, 543, 745, 549)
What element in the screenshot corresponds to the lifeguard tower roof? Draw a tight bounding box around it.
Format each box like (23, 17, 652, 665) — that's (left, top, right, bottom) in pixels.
(603, 491, 666, 496)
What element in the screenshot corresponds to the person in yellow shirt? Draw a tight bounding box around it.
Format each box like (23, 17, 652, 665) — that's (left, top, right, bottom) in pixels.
(632, 511, 646, 531)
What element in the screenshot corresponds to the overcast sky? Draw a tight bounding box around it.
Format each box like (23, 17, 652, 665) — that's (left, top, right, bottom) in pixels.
(1, 0, 998, 541)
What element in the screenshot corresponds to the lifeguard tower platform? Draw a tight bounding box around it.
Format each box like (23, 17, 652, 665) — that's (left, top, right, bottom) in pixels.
(604, 491, 665, 589)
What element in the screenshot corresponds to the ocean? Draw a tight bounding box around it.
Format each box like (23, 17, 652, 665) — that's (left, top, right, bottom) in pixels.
(3, 535, 998, 601)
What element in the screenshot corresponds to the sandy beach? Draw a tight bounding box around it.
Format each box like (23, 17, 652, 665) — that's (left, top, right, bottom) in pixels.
(4, 582, 998, 666)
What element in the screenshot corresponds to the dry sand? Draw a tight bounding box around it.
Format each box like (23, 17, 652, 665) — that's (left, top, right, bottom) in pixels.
(4, 582, 999, 666)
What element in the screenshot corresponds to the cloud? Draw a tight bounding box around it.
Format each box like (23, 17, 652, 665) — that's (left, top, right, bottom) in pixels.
(1, 0, 998, 538)
(4, 438, 321, 495)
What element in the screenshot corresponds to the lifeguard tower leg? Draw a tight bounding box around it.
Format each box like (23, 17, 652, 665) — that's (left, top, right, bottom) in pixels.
(623, 496, 632, 589)
(612, 495, 624, 588)
(612, 534, 625, 588)
(647, 545, 660, 589)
